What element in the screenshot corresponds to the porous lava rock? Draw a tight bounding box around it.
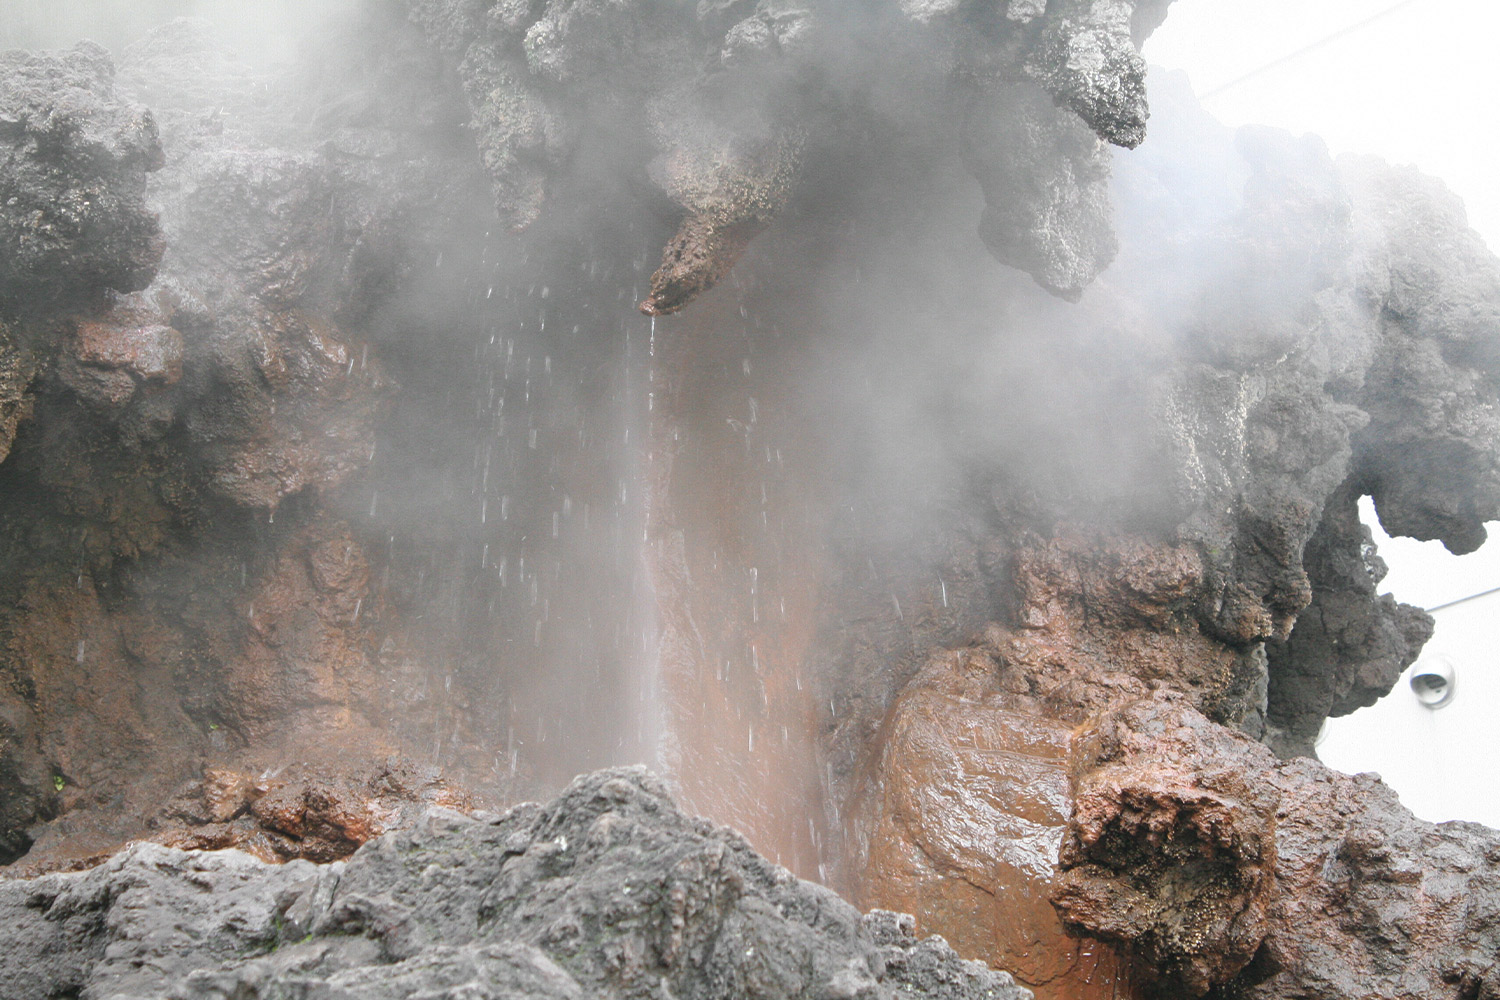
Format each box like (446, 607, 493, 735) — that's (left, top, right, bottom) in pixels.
(0, 41, 164, 316)
(1053, 694, 1500, 998)
(1262, 482, 1435, 759)
(816, 78, 1500, 997)
(0, 768, 1030, 1000)
(0, 40, 167, 865)
(4, 9, 1500, 1000)
(11, 756, 472, 877)
(409, 0, 1177, 312)
(0, 13, 486, 864)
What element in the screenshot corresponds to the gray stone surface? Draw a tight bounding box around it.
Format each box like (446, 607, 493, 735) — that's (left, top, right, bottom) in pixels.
(0, 768, 1031, 1000)
(0, 41, 163, 316)
(409, 0, 1180, 311)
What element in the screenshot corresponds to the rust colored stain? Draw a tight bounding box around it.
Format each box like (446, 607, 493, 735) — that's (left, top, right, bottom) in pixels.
(73, 319, 183, 383)
(642, 275, 833, 881)
(851, 648, 1137, 1000)
(636, 258, 1150, 995)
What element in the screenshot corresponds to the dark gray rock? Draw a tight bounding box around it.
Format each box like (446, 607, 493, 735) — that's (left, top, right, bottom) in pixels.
(0, 768, 1031, 1000)
(409, 0, 1181, 311)
(1264, 483, 1434, 758)
(0, 42, 163, 316)
(1024, 0, 1152, 149)
(960, 77, 1118, 300)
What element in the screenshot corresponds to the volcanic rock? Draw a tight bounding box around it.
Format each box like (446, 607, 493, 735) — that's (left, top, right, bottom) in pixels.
(0, 42, 164, 316)
(0, 768, 1030, 1000)
(411, 0, 1182, 312)
(0, 14, 471, 862)
(4, 9, 1500, 1000)
(1053, 694, 1500, 998)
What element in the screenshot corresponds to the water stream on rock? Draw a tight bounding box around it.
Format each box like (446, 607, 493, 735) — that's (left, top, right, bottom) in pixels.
(4, 4, 1500, 998)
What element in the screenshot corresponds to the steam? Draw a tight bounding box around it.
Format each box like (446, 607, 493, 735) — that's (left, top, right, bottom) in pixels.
(5, 0, 1494, 882)
(0, 0, 355, 63)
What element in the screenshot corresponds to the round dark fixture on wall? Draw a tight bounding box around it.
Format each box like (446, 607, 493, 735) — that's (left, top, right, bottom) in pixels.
(1409, 656, 1456, 709)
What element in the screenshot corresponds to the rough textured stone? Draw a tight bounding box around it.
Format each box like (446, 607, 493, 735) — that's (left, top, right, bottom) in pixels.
(412, 0, 1181, 312)
(0, 42, 164, 315)
(1263, 483, 1434, 758)
(0, 769, 1029, 1000)
(0, 13, 477, 864)
(4, 11, 1500, 1000)
(961, 79, 1118, 300)
(1053, 694, 1500, 999)
(0, 319, 33, 463)
(1024, 0, 1152, 149)
(810, 77, 1500, 998)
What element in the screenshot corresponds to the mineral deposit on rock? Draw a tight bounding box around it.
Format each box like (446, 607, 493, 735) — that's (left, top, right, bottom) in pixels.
(3, 5, 1500, 1000)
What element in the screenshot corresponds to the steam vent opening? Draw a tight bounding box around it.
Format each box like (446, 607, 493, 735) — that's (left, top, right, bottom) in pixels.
(4, 2, 1500, 1000)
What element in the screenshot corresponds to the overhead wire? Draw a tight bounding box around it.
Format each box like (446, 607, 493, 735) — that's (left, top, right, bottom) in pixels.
(1424, 585, 1500, 614)
(1199, 0, 1425, 99)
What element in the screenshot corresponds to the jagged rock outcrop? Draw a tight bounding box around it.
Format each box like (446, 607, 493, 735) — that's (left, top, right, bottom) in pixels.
(0, 42, 163, 316)
(409, 0, 1175, 312)
(813, 78, 1500, 996)
(0, 40, 164, 466)
(1052, 694, 1500, 998)
(0, 15, 488, 866)
(0, 40, 167, 864)
(4, 8, 1500, 1000)
(0, 768, 1029, 1000)
(1262, 483, 1434, 758)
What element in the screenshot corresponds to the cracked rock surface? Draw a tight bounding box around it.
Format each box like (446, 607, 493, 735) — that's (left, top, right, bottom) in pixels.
(1053, 694, 1500, 998)
(0, 768, 1029, 1000)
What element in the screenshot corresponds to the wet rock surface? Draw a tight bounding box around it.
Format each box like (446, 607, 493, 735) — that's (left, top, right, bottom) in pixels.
(0, 13, 481, 866)
(0, 42, 163, 315)
(0, 768, 1029, 1000)
(792, 76, 1500, 997)
(2, 7, 1500, 1000)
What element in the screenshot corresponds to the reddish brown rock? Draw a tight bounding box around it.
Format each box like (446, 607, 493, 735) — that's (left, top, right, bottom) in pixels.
(851, 646, 1128, 998)
(201, 767, 254, 823)
(72, 320, 182, 384)
(1054, 694, 1500, 998)
(5, 12, 1500, 1000)
(845, 528, 1259, 998)
(1052, 694, 1279, 997)
(0, 320, 32, 465)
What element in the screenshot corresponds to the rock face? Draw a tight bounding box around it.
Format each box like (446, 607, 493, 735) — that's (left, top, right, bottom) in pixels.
(409, 0, 1171, 312)
(1052, 694, 1500, 998)
(0, 14, 481, 867)
(4, 6, 1500, 1000)
(825, 97, 1500, 996)
(0, 40, 166, 863)
(0, 767, 1029, 1000)
(0, 42, 163, 316)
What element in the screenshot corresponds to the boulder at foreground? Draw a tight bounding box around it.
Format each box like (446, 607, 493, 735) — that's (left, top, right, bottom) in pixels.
(1052, 693, 1500, 998)
(0, 767, 1030, 1000)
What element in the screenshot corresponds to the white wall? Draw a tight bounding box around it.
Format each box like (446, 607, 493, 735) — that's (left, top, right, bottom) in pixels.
(1318, 583, 1500, 827)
